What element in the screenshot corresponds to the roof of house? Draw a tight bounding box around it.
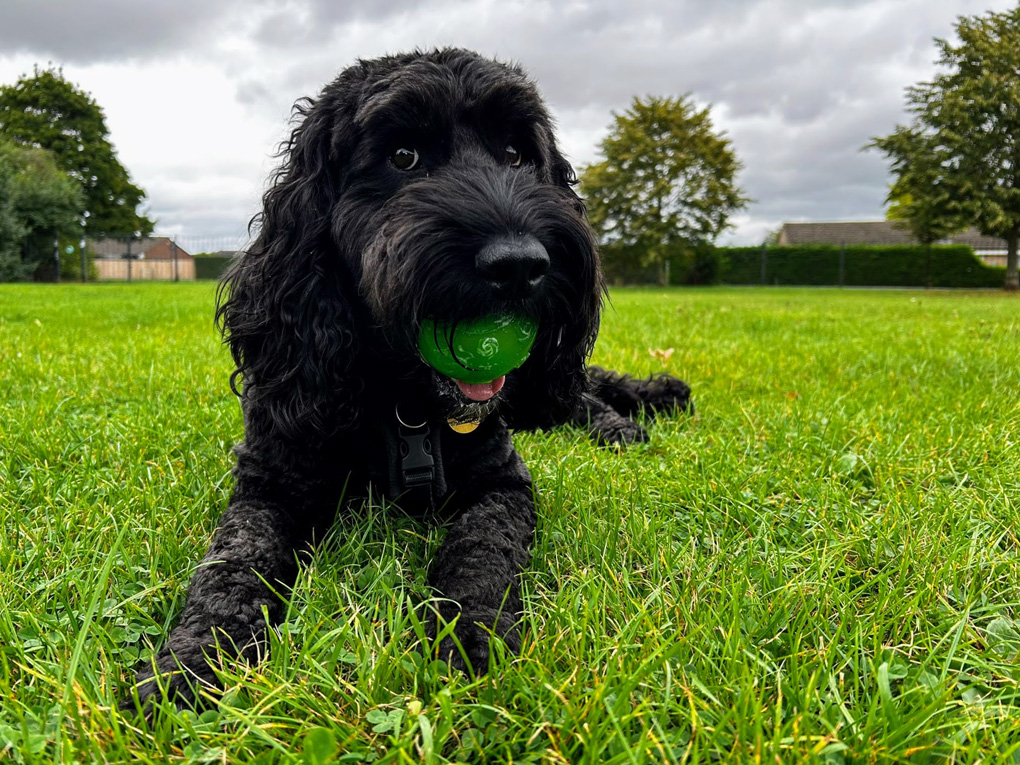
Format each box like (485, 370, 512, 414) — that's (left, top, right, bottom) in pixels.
(779, 221, 1006, 250)
(90, 237, 193, 259)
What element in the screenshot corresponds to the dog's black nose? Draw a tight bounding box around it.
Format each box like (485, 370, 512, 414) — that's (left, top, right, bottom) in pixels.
(476, 235, 549, 297)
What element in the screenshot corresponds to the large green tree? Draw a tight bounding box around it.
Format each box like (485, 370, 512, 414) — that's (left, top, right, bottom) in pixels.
(883, 154, 968, 247)
(0, 66, 153, 239)
(580, 95, 749, 285)
(871, 6, 1020, 291)
(0, 140, 83, 281)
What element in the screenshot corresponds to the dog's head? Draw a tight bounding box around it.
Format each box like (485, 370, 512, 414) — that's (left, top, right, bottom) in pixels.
(218, 49, 603, 440)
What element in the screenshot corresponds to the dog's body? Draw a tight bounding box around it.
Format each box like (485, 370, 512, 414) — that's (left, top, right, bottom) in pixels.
(131, 49, 690, 707)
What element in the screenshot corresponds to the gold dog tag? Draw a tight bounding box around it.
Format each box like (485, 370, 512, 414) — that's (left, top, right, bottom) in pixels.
(448, 419, 480, 434)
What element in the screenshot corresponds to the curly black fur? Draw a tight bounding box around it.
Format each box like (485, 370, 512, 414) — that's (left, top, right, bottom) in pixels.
(571, 367, 694, 447)
(126, 48, 691, 710)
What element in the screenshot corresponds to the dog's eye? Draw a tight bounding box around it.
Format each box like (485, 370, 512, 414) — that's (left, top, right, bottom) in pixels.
(504, 145, 522, 167)
(391, 147, 420, 171)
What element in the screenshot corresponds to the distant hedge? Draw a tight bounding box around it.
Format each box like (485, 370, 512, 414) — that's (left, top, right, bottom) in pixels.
(717, 245, 1006, 288)
(600, 241, 723, 285)
(598, 242, 1009, 287)
(193, 256, 233, 280)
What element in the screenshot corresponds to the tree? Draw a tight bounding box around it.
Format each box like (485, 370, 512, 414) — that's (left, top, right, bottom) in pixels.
(0, 140, 83, 281)
(871, 7, 1020, 291)
(761, 226, 783, 247)
(0, 66, 153, 239)
(580, 95, 749, 285)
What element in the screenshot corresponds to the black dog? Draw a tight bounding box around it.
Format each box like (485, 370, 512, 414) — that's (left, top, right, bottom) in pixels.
(129, 48, 690, 708)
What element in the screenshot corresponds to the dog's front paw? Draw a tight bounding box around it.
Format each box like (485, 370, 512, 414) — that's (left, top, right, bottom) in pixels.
(430, 603, 520, 675)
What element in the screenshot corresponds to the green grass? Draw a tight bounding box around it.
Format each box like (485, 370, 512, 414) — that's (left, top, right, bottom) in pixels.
(1, 283, 1019, 763)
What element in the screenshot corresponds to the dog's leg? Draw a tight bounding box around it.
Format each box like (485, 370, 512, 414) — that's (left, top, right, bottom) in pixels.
(428, 450, 536, 673)
(127, 444, 332, 711)
(574, 392, 651, 447)
(587, 365, 693, 419)
(572, 366, 693, 446)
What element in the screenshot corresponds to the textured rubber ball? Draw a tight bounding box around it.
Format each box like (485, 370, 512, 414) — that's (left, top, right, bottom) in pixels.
(418, 315, 538, 383)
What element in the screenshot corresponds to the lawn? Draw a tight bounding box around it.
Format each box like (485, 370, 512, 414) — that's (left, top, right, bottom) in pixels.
(1, 283, 1018, 763)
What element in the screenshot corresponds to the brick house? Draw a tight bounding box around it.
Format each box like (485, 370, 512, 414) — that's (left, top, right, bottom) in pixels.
(89, 237, 196, 280)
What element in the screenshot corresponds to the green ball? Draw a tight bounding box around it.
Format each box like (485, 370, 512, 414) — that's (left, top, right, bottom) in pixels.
(419, 315, 538, 383)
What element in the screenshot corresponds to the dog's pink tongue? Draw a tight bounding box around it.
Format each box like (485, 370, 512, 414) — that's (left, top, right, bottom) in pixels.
(455, 375, 505, 402)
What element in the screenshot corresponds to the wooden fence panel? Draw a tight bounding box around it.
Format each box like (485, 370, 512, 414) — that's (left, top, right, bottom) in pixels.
(94, 259, 196, 281)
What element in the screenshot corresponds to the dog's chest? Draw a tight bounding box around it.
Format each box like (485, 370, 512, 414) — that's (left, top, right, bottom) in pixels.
(355, 415, 510, 518)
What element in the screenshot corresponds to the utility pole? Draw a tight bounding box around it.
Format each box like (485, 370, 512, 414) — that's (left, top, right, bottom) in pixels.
(80, 216, 88, 282)
(171, 239, 179, 282)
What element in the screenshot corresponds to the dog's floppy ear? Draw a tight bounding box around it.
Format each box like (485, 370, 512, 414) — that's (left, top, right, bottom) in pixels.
(216, 85, 363, 441)
(549, 145, 579, 190)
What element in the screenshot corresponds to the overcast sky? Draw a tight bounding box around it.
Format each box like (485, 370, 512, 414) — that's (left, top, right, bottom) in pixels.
(1, 0, 1013, 250)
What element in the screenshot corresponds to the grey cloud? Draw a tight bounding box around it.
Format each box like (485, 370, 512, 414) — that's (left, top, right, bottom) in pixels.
(144, 174, 261, 243)
(252, 0, 464, 47)
(0, 0, 249, 64)
(236, 79, 275, 107)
